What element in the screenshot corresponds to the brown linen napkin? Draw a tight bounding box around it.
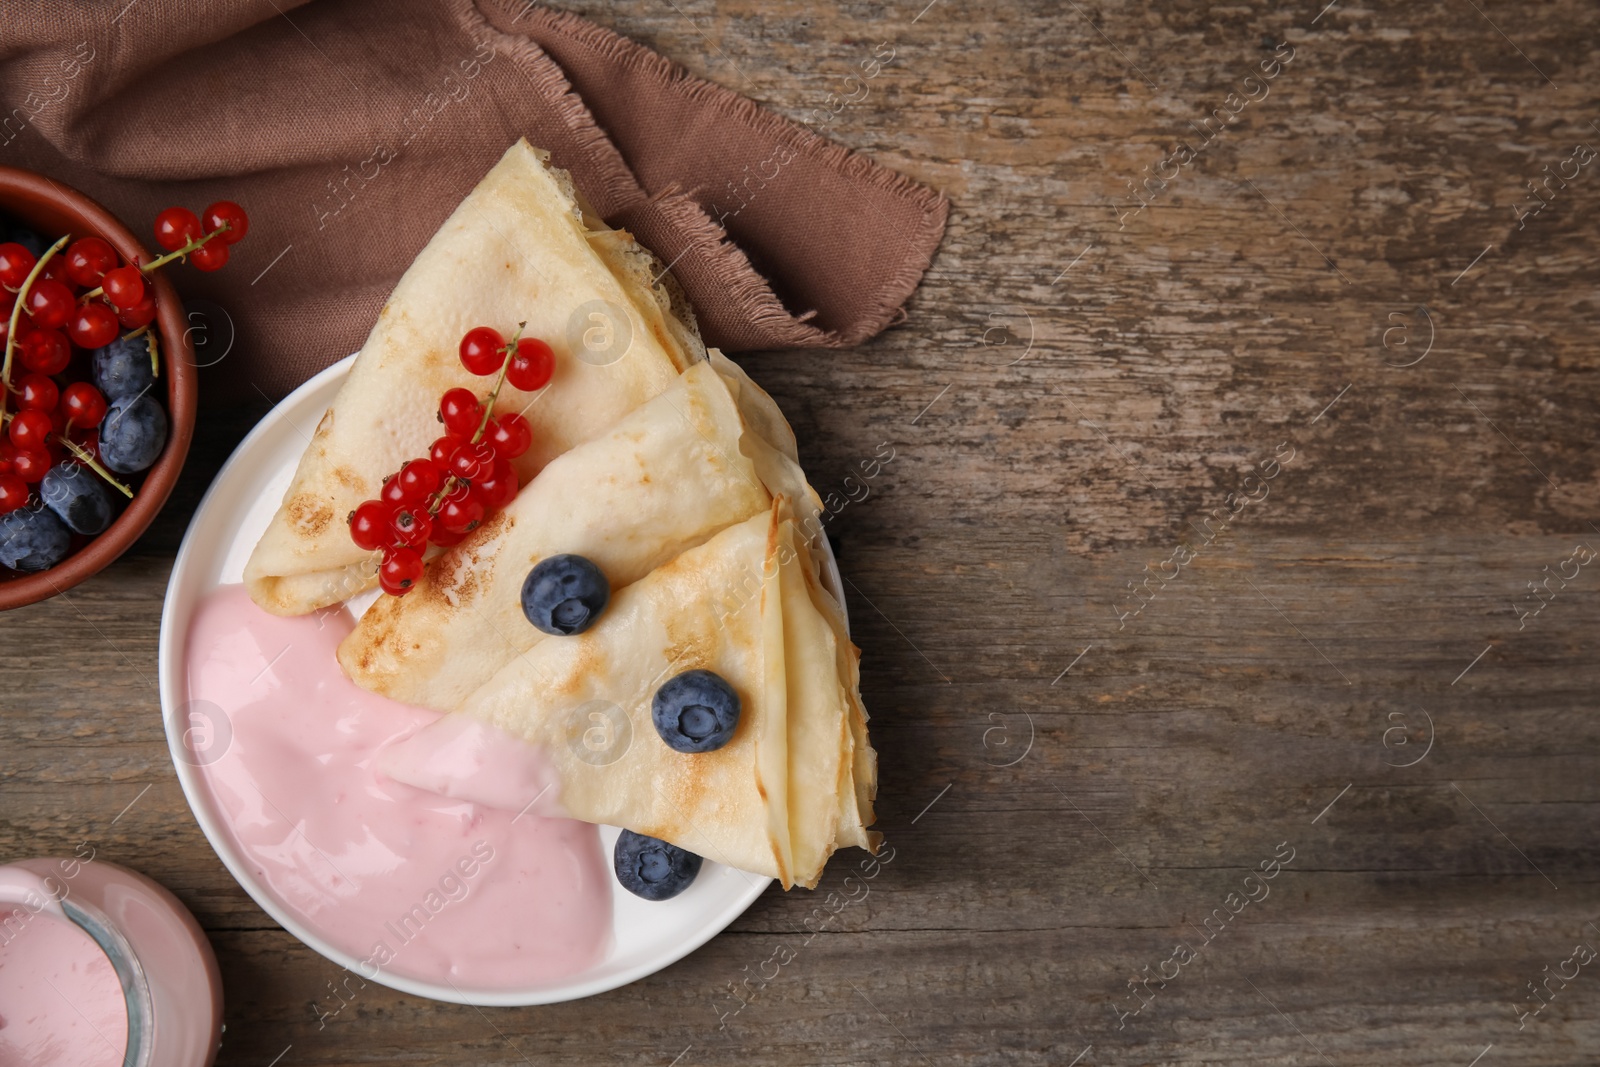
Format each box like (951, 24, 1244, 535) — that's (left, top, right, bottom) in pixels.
(0, 0, 947, 398)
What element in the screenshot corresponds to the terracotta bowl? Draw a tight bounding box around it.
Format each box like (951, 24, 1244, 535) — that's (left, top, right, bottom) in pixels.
(0, 166, 196, 610)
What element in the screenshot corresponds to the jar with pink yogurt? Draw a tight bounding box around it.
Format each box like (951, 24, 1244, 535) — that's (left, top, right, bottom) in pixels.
(0, 855, 222, 1067)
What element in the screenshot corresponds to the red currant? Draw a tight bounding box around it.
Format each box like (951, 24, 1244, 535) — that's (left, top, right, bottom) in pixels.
(0, 473, 26, 515)
(474, 458, 520, 510)
(154, 207, 202, 252)
(8, 409, 53, 451)
(67, 302, 119, 349)
(349, 499, 391, 551)
(428, 435, 455, 469)
(38, 257, 75, 290)
(25, 279, 74, 330)
(16, 374, 58, 413)
(11, 448, 49, 483)
(397, 458, 443, 499)
(507, 338, 554, 392)
(439, 388, 483, 437)
(429, 523, 467, 548)
(0, 242, 37, 289)
(189, 239, 229, 272)
(459, 326, 506, 376)
(391, 505, 432, 548)
(101, 265, 146, 311)
(64, 238, 117, 287)
(0, 441, 14, 476)
(61, 382, 108, 429)
(448, 440, 496, 482)
(379, 546, 424, 595)
(437, 487, 485, 535)
(19, 328, 70, 375)
(486, 413, 532, 458)
(74, 430, 100, 461)
(378, 473, 411, 507)
(202, 201, 249, 244)
(116, 295, 157, 330)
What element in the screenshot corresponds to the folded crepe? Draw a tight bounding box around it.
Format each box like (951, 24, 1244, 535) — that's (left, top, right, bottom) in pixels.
(339, 352, 821, 711)
(378, 505, 878, 889)
(245, 138, 703, 616)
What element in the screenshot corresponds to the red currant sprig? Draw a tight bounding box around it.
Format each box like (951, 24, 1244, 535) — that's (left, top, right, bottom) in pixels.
(0, 200, 249, 522)
(2, 200, 249, 421)
(347, 322, 548, 596)
(79, 201, 250, 313)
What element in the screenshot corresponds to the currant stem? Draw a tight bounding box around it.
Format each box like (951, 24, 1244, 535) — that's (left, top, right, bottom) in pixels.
(80, 222, 231, 301)
(142, 222, 230, 272)
(424, 479, 453, 519)
(471, 321, 524, 443)
(423, 322, 526, 521)
(1, 234, 70, 421)
(56, 435, 133, 498)
(116, 323, 159, 376)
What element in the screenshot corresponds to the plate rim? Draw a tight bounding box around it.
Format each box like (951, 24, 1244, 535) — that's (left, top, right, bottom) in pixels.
(156, 354, 829, 1007)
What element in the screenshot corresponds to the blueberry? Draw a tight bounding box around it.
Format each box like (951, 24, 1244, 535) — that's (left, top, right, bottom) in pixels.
(98, 394, 167, 474)
(0, 502, 72, 573)
(41, 461, 115, 535)
(520, 554, 610, 635)
(91, 336, 155, 401)
(651, 669, 741, 753)
(613, 830, 702, 901)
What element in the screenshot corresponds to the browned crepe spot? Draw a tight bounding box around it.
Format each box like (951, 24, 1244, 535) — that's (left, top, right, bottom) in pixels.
(287, 494, 334, 538)
(556, 644, 607, 697)
(332, 465, 362, 491)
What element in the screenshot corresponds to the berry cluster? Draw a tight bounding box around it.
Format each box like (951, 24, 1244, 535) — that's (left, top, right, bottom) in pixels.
(0, 201, 248, 572)
(348, 324, 554, 596)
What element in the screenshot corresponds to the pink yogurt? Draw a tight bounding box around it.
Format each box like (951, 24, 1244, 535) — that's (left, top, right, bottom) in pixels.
(182, 585, 612, 991)
(0, 857, 222, 1067)
(0, 907, 125, 1065)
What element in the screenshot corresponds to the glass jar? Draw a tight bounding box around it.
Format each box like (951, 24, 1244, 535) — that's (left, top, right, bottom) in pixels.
(0, 856, 222, 1067)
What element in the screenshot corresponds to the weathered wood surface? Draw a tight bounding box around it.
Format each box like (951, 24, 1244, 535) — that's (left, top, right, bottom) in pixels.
(4, 0, 1600, 1063)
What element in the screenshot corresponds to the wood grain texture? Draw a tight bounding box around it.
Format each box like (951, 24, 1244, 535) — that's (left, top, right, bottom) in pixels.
(4, 0, 1600, 1063)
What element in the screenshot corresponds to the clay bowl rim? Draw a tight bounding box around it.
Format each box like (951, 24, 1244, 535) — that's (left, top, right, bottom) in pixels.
(0, 165, 197, 610)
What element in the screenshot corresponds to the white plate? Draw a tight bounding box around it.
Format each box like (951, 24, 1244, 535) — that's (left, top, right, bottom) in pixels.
(158, 354, 845, 1006)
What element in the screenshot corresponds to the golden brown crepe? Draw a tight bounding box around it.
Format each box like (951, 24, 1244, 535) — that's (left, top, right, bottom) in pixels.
(244, 138, 702, 615)
(246, 136, 878, 887)
(377, 505, 878, 888)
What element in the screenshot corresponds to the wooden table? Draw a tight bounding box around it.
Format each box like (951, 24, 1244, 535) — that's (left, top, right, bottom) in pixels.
(5, 1, 1599, 1063)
